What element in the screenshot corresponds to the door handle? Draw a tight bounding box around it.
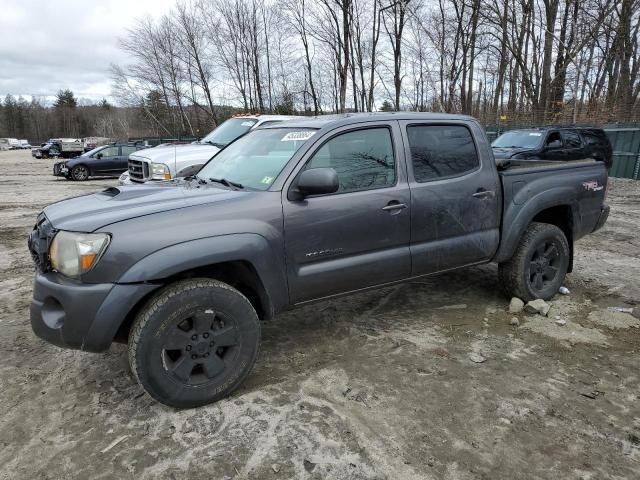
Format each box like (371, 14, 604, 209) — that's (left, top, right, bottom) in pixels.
(472, 189, 495, 199)
(382, 201, 407, 211)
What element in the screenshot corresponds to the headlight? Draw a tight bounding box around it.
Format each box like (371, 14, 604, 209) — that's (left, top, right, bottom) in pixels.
(151, 163, 172, 180)
(49, 231, 110, 279)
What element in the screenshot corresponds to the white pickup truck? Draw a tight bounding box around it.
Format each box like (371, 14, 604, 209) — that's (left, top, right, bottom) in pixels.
(120, 115, 301, 185)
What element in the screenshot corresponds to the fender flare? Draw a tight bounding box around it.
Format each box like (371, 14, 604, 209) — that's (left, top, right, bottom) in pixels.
(117, 233, 289, 315)
(495, 186, 578, 263)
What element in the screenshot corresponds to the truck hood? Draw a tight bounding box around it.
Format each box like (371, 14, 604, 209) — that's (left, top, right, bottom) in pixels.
(131, 144, 220, 169)
(43, 182, 247, 232)
(491, 146, 536, 159)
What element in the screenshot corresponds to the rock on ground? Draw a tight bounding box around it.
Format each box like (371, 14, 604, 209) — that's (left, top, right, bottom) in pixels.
(509, 297, 525, 313)
(524, 299, 551, 316)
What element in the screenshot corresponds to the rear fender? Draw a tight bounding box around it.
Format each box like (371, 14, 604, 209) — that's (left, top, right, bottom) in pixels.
(495, 186, 579, 263)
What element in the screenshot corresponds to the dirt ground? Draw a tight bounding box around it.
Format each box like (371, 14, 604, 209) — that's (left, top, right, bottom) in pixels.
(0, 149, 639, 480)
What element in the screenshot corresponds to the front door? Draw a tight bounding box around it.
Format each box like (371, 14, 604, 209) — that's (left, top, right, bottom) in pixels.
(283, 123, 411, 304)
(399, 121, 501, 275)
(91, 146, 120, 174)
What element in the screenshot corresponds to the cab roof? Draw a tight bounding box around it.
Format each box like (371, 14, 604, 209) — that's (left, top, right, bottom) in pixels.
(259, 112, 476, 130)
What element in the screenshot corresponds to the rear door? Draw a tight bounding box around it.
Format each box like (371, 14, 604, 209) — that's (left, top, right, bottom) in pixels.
(118, 146, 138, 173)
(560, 130, 584, 160)
(399, 121, 501, 275)
(542, 131, 566, 160)
(283, 122, 411, 303)
(91, 146, 120, 174)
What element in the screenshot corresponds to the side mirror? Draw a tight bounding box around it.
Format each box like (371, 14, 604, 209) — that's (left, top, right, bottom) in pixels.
(96, 153, 103, 159)
(296, 167, 339, 197)
(546, 139, 562, 149)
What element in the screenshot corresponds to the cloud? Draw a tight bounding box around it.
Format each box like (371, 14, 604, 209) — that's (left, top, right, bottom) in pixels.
(1, 0, 175, 101)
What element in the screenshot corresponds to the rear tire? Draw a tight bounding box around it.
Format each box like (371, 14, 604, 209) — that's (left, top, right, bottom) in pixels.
(498, 222, 570, 301)
(128, 278, 260, 408)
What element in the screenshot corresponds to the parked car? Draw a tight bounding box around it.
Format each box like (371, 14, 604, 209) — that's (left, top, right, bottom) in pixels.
(33, 139, 84, 159)
(0, 138, 22, 149)
(492, 126, 613, 168)
(28, 113, 609, 407)
(120, 114, 301, 185)
(19, 139, 32, 149)
(53, 143, 146, 181)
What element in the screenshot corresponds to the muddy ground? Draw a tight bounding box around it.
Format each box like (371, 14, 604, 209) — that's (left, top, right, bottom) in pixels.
(0, 150, 639, 479)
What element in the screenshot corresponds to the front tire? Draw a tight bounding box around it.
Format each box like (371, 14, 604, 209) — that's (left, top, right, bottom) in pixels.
(71, 164, 89, 181)
(498, 222, 570, 301)
(128, 279, 260, 408)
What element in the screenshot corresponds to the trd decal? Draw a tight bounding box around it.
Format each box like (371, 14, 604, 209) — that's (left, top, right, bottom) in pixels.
(582, 181, 604, 192)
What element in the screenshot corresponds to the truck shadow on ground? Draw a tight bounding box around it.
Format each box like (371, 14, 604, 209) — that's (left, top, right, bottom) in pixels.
(240, 264, 504, 393)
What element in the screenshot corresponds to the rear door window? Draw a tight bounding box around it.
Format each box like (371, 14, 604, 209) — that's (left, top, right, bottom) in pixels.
(121, 146, 138, 156)
(562, 131, 582, 148)
(406, 125, 479, 182)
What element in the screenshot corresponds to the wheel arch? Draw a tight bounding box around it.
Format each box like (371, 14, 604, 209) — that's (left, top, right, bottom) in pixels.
(113, 259, 273, 344)
(495, 200, 577, 269)
(112, 234, 289, 343)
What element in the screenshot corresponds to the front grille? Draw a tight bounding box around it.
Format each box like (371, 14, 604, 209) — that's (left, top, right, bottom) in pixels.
(128, 159, 149, 182)
(28, 213, 56, 272)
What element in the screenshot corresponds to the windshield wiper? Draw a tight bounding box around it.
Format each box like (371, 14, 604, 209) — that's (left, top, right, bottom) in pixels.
(204, 141, 227, 148)
(208, 177, 244, 190)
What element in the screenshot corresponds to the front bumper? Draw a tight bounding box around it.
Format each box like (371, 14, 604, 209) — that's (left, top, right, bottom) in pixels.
(592, 204, 610, 232)
(53, 162, 68, 177)
(30, 272, 160, 352)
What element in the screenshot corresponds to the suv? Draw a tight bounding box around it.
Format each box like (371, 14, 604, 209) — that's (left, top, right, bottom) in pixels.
(53, 143, 146, 181)
(29, 113, 609, 408)
(492, 127, 612, 168)
(120, 115, 301, 185)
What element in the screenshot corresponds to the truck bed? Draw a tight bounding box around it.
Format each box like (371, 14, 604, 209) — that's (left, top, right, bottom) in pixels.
(494, 158, 608, 263)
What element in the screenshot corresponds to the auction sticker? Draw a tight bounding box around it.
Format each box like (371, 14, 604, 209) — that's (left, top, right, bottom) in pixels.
(260, 176, 274, 185)
(281, 131, 316, 142)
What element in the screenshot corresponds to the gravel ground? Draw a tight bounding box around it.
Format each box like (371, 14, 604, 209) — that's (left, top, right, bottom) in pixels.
(1, 149, 639, 479)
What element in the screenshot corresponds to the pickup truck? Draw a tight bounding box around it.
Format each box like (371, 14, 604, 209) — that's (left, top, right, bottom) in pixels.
(121, 114, 301, 184)
(32, 139, 84, 159)
(28, 113, 609, 408)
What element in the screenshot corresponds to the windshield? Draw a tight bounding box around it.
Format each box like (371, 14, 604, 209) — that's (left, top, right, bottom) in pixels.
(81, 146, 104, 157)
(197, 128, 317, 190)
(492, 131, 544, 149)
(200, 118, 259, 147)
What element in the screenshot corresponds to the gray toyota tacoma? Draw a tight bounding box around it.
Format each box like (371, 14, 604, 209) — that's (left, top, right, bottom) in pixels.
(28, 113, 610, 408)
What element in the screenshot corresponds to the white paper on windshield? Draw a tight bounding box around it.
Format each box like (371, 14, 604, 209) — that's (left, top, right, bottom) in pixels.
(281, 131, 316, 142)
(241, 121, 257, 127)
(529, 133, 542, 136)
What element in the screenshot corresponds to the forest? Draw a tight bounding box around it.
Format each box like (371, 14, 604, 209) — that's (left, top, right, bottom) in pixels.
(1, 0, 639, 141)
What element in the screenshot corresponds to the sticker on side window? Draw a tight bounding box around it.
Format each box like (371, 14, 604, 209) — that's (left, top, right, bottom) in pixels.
(281, 131, 316, 142)
(529, 133, 542, 136)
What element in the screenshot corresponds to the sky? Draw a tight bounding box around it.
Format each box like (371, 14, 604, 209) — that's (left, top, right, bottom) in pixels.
(1, 0, 175, 104)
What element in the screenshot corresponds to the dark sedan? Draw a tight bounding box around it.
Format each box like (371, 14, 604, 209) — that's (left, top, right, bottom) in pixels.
(53, 143, 146, 181)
